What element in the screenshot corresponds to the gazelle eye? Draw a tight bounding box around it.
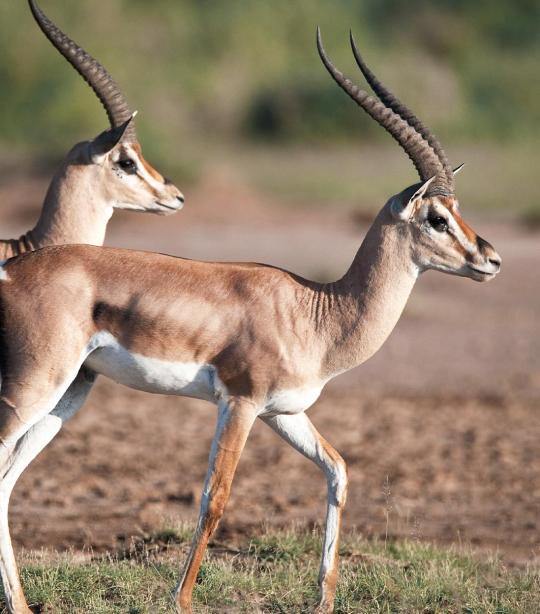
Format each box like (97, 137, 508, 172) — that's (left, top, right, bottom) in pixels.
(428, 214, 448, 233)
(118, 159, 137, 174)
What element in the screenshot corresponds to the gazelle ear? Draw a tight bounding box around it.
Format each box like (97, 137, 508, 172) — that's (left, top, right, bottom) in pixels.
(391, 176, 436, 221)
(453, 163, 465, 175)
(90, 113, 137, 163)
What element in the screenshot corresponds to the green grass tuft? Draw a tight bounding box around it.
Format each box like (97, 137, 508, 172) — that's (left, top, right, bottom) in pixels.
(1, 527, 538, 613)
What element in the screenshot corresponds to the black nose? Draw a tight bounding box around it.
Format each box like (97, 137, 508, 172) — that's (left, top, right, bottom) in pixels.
(476, 235, 501, 270)
(176, 195, 185, 203)
(476, 236, 493, 252)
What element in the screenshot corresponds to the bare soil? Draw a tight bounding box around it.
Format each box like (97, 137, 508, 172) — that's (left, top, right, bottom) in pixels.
(2, 168, 539, 565)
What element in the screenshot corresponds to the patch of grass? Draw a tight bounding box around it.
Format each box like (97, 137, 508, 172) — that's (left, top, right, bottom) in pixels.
(2, 527, 538, 613)
(18, 556, 178, 614)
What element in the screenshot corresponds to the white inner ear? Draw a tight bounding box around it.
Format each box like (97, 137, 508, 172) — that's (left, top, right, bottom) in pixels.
(90, 150, 108, 166)
(412, 175, 436, 201)
(391, 176, 436, 221)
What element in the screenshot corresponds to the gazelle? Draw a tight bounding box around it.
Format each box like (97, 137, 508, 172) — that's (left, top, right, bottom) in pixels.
(0, 30, 500, 614)
(0, 0, 184, 260)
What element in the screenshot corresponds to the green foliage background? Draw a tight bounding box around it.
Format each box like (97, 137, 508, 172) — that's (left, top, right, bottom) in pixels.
(0, 0, 538, 156)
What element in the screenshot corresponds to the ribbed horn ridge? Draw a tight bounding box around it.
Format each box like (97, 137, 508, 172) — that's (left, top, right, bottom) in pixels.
(317, 28, 448, 195)
(349, 31, 453, 193)
(28, 0, 137, 143)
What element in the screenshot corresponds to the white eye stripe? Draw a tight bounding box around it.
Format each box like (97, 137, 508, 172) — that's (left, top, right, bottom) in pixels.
(429, 198, 478, 252)
(122, 145, 164, 190)
(446, 213, 477, 251)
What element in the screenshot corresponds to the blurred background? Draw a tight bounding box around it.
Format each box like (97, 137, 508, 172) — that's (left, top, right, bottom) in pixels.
(0, 0, 539, 564)
(1, 0, 539, 215)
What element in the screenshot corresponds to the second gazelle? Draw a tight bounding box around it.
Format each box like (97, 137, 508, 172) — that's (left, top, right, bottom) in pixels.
(0, 30, 500, 614)
(0, 0, 184, 260)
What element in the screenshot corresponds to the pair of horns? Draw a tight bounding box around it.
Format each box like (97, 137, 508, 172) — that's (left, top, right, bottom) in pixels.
(317, 28, 454, 197)
(28, 0, 137, 144)
(29, 3, 453, 193)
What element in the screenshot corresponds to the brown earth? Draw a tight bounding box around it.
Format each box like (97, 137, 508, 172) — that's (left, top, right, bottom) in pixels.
(1, 167, 539, 565)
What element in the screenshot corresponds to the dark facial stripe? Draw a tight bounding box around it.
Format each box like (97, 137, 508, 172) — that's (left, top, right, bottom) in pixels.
(454, 212, 477, 243)
(438, 196, 477, 244)
(450, 233, 468, 256)
(476, 235, 494, 254)
(130, 144, 164, 183)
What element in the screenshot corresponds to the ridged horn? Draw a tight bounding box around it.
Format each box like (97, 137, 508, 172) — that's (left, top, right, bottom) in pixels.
(349, 31, 453, 193)
(28, 0, 137, 143)
(317, 28, 449, 196)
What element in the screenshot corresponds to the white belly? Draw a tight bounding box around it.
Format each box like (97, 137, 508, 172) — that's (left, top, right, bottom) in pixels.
(84, 333, 324, 415)
(84, 333, 223, 402)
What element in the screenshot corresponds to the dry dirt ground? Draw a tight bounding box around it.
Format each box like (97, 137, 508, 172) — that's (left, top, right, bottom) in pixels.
(1, 167, 539, 565)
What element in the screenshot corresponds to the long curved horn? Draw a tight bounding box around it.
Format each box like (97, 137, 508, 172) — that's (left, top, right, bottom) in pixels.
(28, 0, 137, 143)
(349, 31, 453, 191)
(317, 28, 450, 196)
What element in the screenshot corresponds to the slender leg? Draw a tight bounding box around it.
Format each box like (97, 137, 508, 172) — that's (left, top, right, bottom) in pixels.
(175, 398, 257, 613)
(0, 369, 96, 614)
(262, 412, 348, 614)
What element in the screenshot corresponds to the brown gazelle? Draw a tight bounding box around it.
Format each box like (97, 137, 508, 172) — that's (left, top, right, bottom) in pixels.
(0, 30, 500, 614)
(0, 0, 184, 260)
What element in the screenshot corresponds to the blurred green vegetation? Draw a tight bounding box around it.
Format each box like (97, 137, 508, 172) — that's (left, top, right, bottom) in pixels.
(0, 1, 538, 213)
(1, 1, 538, 148)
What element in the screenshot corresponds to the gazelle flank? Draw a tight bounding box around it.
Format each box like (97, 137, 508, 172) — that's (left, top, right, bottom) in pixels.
(0, 29, 500, 614)
(0, 0, 184, 260)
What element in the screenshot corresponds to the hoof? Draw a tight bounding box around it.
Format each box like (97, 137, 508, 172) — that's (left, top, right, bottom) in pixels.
(314, 600, 334, 614)
(6, 598, 34, 614)
(175, 597, 193, 614)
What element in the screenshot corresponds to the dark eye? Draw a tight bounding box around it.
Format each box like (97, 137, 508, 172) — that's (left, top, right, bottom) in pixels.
(428, 214, 448, 232)
(118, 159, 136, 173)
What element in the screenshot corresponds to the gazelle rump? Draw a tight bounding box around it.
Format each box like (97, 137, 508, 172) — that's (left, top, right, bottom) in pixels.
(0, 32, 500, 614)
(0, 0, 184, 260)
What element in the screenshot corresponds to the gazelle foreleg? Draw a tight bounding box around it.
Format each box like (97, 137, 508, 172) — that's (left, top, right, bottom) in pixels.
(0, 368, 95, 614)
(175, 397, 257, 613)
(262, 412, 348, 614)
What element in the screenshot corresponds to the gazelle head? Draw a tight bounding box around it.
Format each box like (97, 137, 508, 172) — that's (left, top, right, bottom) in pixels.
(65, 115, 185, 215)
(29, 0, 184, 216)
(317, 29, 501, 282)
(389, 175, 501, 281)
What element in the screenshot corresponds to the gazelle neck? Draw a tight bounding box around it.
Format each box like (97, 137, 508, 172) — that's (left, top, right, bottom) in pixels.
(31, 158, 113, 249)
(0, 158, 111, 261)
(321, 204, 419, 377)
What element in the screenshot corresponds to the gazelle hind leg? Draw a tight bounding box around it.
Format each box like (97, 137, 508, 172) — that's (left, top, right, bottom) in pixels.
(1, 368, 96, 494)
(175, 398, 257, 613)
(0, 368, 95, 614)
(262, 412, 348, 614)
